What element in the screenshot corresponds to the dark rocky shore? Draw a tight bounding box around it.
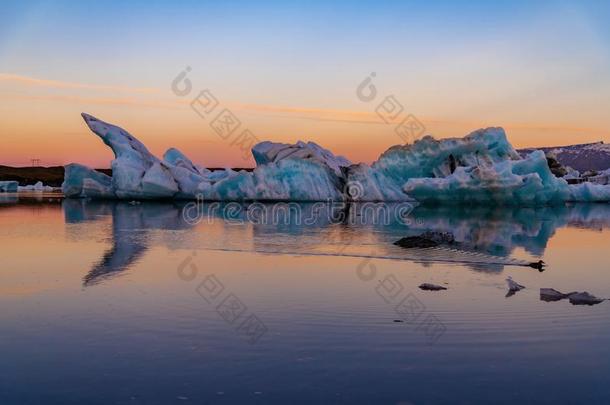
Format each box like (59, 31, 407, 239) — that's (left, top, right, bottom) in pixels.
(0, 166, 254, 187)
(0, 166, 95, 187)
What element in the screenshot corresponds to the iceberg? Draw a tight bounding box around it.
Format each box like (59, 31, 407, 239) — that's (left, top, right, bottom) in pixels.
(0, 181, 18, 192)
(568, 181, 610, 202)
(506, 276, 525, 292)
(374, 128, 520, 180)
(63, 163, 114, 198)
(18, 181, 56, 192)
(163, 147, 207, 175)
(206, 159, 345, 201)
(65, 113, 348, 201)
(345, 128, 527, 202)
(77, 113, 180, 199)
(344, 163, 412, 201)
(403, 150, 610, 204)
(252, 140, 351, 177)
(63, 113, 610, 205)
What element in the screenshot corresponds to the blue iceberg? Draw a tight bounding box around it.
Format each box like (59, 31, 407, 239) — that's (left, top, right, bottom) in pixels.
(0, 181, 19, 193)
(63, 113, 610, 205)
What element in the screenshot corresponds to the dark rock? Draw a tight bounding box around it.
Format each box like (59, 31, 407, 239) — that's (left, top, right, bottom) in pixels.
(419, 283, 447, 291)
(540, 288, 571, 302)
(546, 154, 568, 177)
(540, 289, 604, 305)
(394, 236, 439, 248)
(568, 292, 605, 306)
(528, 260, 546, 271)
(394, 231, 455, 249)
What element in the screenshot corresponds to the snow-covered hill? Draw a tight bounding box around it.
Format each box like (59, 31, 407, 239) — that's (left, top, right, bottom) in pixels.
(518, 142, 610, 173)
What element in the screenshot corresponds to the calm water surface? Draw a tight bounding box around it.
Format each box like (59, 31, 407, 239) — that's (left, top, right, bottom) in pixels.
(1, 194, 610, 404)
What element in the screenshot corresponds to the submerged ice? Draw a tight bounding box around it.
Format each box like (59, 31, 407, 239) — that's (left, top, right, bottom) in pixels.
(63, 113, 610, 205)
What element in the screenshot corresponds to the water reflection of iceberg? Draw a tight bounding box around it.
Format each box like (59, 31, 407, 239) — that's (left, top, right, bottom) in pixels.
(372, 203, 610, 271)
(63, 200, 191, 286)
(0, 194, 19, 205)
(209, 203, 610, 264)
(63, 200, 610, 286)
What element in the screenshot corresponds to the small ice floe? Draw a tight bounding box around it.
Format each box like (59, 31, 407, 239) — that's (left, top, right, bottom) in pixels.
(419, 283, 447, 291)
(568, 292, 605, 306)
(540, 288, 572, 302)
(505, 276, 525, 297)
(540, 288, 605, 306)
(128, 200, 141, 205)
(0, 181, 18, 193)
(18, 181, 55, 192)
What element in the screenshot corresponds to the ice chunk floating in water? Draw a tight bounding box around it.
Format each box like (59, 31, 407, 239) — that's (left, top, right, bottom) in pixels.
(18, 181, 56, 192)
(0, 181, 18, 192)
(63, 113, 610, 204)
(506, 276, 525, 292)
(63, 163, 114, 198)
(505, 276, 525, 297)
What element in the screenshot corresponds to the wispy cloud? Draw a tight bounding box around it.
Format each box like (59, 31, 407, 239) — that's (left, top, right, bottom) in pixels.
(0, 73, 160, 94)
(230, 102, 382, 124)
(2, 93, 180, 109)
(2, 73, 607, 138)
(232, 103, 610, 136)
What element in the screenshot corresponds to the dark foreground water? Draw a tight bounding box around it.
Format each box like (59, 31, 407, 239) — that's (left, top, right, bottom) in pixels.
(1, 194, 610, 404)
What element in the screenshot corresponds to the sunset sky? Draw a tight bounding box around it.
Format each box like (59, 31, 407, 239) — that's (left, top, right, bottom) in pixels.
(1, 0, 610, 168)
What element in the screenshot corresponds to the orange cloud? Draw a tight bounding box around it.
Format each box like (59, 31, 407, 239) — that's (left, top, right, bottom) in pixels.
(232, 102, 380, 123)
(2, 73, 608, 145)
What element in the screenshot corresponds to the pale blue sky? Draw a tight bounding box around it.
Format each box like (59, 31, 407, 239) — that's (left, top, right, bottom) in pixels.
(1, 0, 610, 166)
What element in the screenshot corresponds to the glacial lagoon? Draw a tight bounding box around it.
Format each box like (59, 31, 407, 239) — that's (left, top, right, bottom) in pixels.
(1, 196, 610, 403)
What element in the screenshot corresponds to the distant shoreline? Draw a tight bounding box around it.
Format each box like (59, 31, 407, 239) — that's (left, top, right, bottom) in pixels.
(0, 166, 109, 187)
(0, 166, 254, 187)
